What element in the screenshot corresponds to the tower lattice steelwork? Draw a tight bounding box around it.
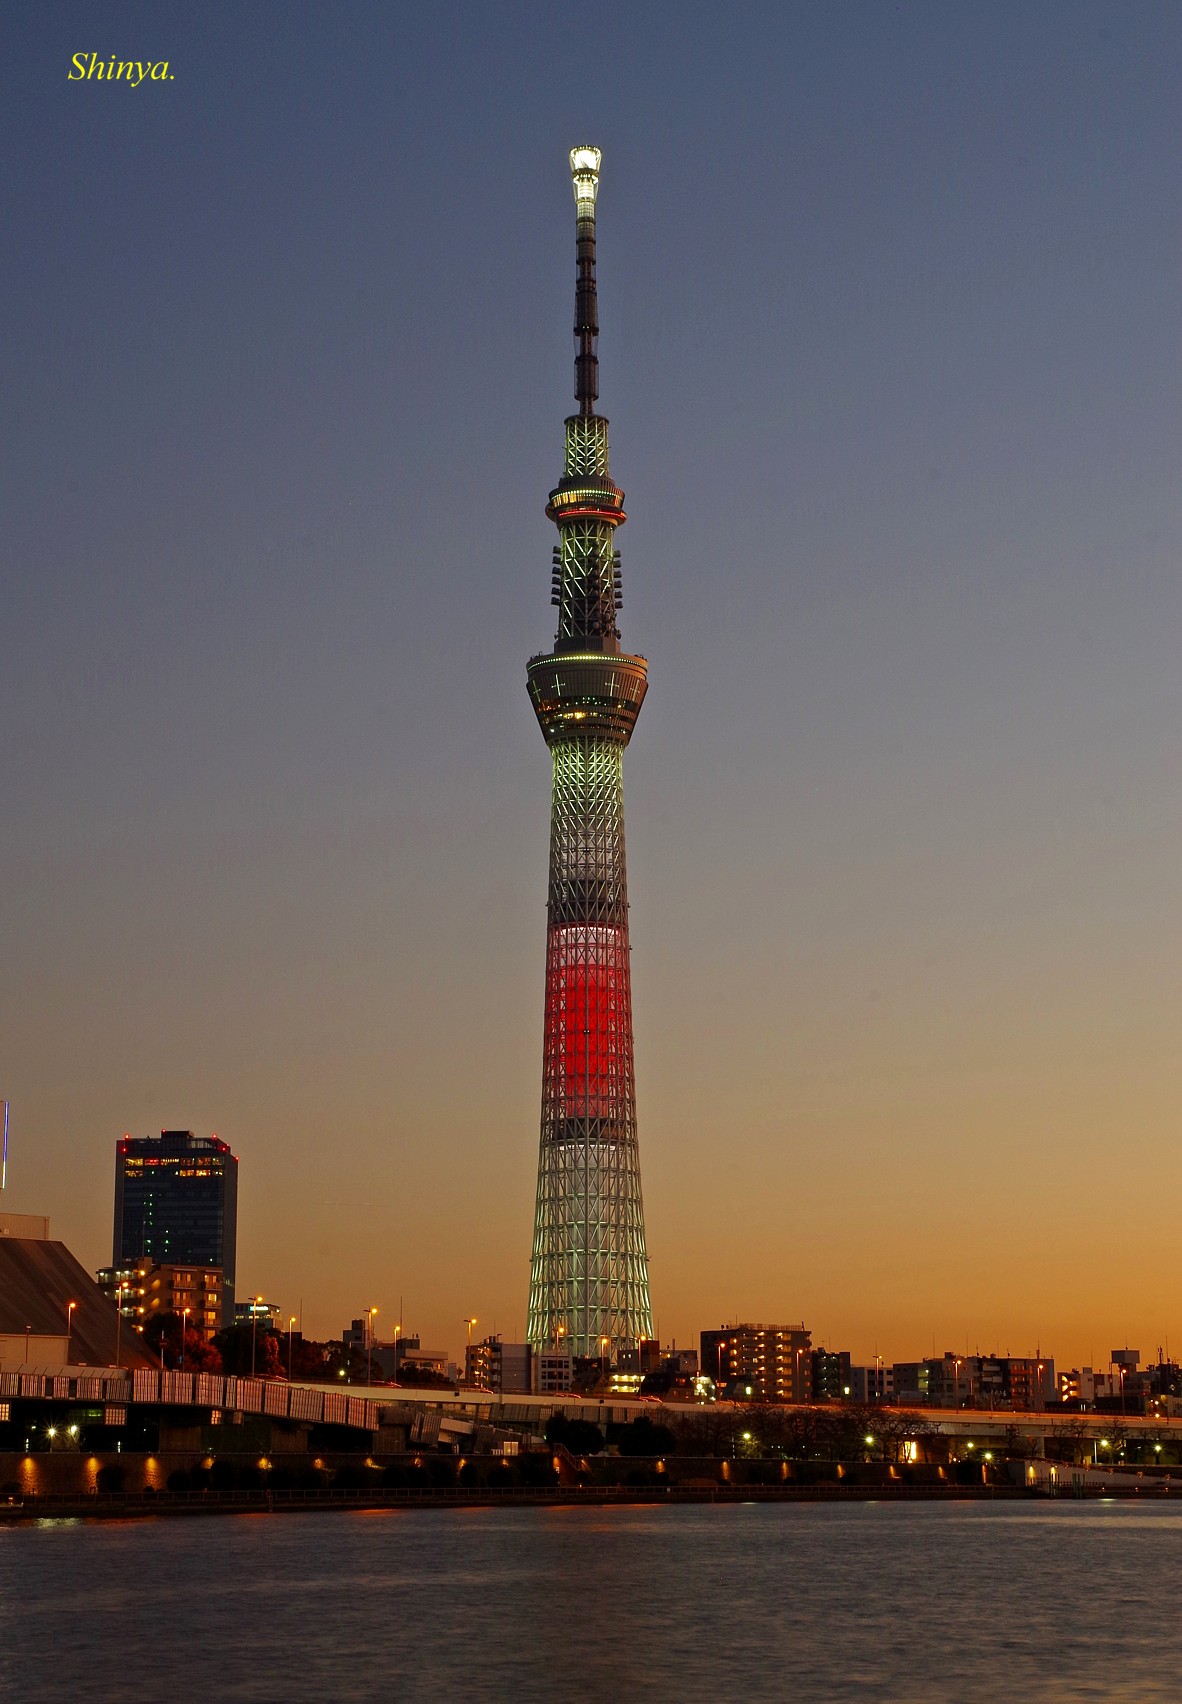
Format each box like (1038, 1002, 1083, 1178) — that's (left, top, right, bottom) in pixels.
(526, 148, 653, 1361)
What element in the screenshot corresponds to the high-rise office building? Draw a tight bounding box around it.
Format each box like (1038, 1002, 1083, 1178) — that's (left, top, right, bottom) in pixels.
(525, 149, 653, 1360)
(112, 1131, 237, 1325)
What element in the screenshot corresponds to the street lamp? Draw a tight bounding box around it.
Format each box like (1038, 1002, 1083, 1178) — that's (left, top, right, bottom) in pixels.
(65, 1301, 77, 1363)
(288, 1316, 297, 1380)
(367, 1307, 378, 1387)
(250, 1295, 263, 1378)
(115, 1283, 124, 1369)
(600, 1336, 610, 1383)
(181, 1307, 191, 1372)
(393, 1323, 401, 1386)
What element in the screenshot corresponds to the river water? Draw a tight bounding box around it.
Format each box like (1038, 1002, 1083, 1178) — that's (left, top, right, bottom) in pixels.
(1, 1501, 1178, 1700)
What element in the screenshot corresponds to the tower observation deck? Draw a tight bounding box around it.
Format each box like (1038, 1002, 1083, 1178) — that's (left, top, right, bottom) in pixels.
(526, 149, 654, 1362)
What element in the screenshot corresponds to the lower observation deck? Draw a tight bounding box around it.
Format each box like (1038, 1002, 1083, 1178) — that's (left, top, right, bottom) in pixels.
(527, 650, 648, 745)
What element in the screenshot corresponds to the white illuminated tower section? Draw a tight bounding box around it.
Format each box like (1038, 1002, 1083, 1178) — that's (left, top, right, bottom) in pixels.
(526, 149, 654, 1361)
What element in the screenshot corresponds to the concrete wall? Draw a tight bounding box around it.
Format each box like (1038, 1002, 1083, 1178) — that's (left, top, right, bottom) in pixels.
(0, 1335, 68, 1366)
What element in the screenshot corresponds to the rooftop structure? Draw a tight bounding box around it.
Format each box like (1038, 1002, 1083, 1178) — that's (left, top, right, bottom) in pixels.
(0, 1226, 155, 1370)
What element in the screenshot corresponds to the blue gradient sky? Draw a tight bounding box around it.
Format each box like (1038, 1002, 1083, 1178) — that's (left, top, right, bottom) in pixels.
(2, 2, 1179, 1365)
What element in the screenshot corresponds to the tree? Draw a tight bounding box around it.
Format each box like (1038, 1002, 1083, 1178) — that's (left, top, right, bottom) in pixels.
(142, 1310, 222, 1372)
(616, 1416, 677, 1457)
(545, 1413, 605, 1455)
(1047, 1417, 1090, 1465)
(289, 1338, 329, 1380)
(212, 1322, 282, 1379)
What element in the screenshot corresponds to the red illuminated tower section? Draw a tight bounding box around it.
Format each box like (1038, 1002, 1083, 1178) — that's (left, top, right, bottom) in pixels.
(526, 149, 653, 1361)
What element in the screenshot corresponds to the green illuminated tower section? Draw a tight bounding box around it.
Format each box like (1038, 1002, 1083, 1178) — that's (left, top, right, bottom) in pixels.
(526, 148, 653, 1362)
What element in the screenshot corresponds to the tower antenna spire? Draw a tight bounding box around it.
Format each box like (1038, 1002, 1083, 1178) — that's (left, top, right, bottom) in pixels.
(570, 147, 601, 416)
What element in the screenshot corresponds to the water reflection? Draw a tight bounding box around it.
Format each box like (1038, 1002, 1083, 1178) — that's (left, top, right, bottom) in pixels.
(1, 1502, 1178, 1701)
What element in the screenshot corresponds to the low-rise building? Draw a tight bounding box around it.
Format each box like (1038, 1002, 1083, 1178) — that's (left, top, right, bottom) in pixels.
(847, 1363, 894, 1402)
(397, 1343, 450, 1381)
(236, 1298, 283, 1332)
(97, 1260, 223, 1341)
(535, 1352, 573, 1394)
(465, 1335, 532, 1393)
(4, 1215, 155, 1369)
(700, 1324, 812, 1402)
(811, 1349, 853, 1401)
(894, 1352, 1055, 1410)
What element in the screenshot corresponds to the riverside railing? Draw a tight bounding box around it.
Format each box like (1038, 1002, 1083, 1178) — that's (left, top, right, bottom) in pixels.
(0, 1369, 388, 1431)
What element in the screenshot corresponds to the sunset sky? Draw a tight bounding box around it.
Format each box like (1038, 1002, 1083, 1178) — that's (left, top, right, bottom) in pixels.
(3, 2, 1179, 1369)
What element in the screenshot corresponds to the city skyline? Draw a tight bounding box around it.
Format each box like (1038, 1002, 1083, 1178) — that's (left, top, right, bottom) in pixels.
(2, 3, 1180, 1365)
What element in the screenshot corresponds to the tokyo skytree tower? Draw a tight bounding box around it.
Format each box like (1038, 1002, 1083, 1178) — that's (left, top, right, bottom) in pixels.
(525, 148, 653, 1361)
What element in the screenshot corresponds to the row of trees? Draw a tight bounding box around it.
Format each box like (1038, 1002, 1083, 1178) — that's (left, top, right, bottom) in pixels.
(545, 1412, 679, 1457)
(143, 1315, 331, 1379)
(140, 1313, 451, 1385)
(542, 1409, 933, 1462)
(600, 1404, 937, 1463)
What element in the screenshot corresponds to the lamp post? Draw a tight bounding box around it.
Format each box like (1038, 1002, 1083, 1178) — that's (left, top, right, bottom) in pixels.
(464, 1317, 478, 1382)
(288, 1316, 297, 1380)
(601, 1336, 610, 1384)
(65, 1301, 77, 1364)
(180, 1307, 190, 1372)
(115, 1284, 124, 1369)
(368, 1307, 378, 1387)
(393, 1323, 401, 1387)
(250, 1295, 263, 1378)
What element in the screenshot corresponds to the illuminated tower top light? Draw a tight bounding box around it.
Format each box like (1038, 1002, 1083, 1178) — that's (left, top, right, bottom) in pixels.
(570, 146, 601, 209)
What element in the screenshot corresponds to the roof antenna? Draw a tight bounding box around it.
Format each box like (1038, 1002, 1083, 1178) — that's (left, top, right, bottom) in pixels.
(570, 147, 602, 416)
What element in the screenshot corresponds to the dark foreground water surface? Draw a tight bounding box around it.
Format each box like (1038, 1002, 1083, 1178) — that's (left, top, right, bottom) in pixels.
(2, 1501, 1179, 1701)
